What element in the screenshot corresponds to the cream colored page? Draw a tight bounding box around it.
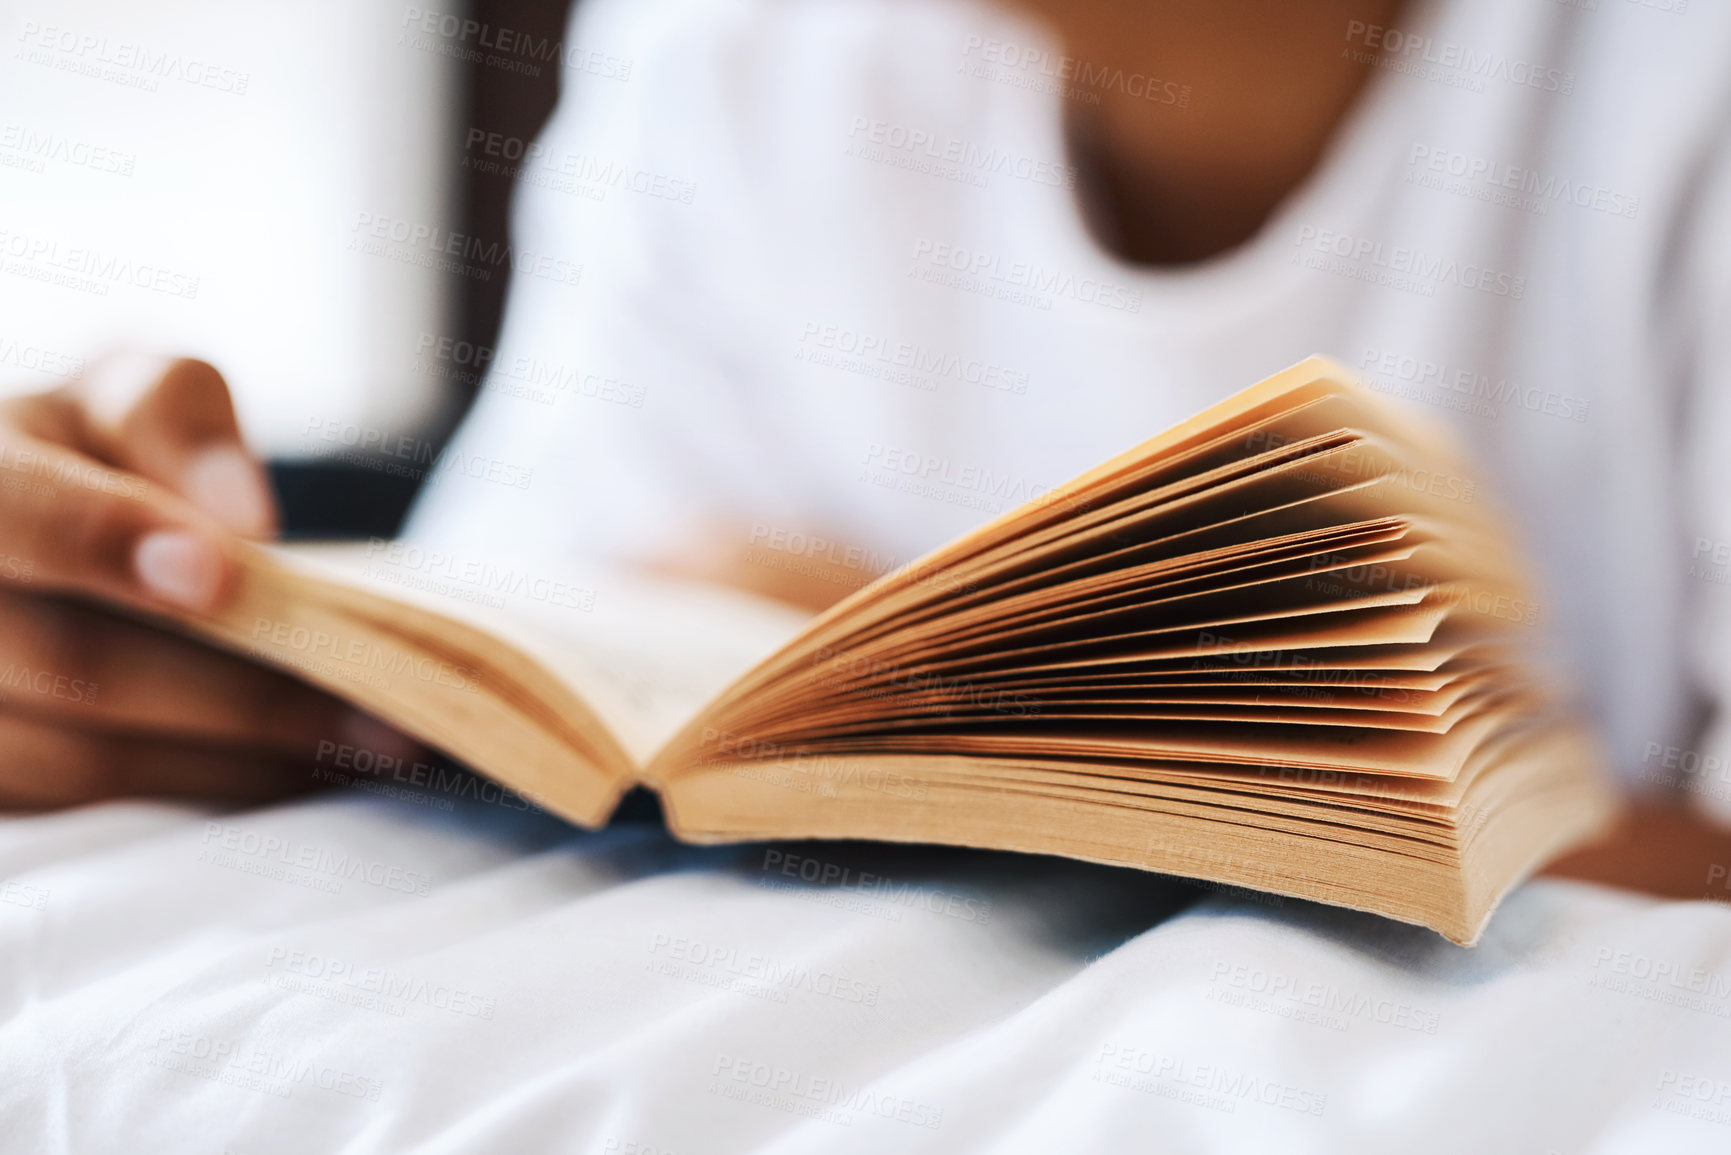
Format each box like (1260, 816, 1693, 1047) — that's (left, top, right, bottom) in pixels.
(277, 542, 814, 765)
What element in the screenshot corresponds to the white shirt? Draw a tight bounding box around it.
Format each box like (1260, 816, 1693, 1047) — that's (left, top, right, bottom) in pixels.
(407, 0, 1731, 794)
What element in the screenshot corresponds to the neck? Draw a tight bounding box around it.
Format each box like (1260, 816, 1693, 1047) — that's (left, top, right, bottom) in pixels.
(1004, 0, 1407, 266)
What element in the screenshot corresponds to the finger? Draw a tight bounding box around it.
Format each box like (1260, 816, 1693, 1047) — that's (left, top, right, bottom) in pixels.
(0, 417, 232, 611)
(0, 710, 317, 809)
(75, 353, 276, 539)
(0, 590, 381, 752)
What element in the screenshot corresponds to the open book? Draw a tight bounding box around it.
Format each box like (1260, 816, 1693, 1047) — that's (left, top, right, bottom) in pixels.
(166, 356, 1615, 945)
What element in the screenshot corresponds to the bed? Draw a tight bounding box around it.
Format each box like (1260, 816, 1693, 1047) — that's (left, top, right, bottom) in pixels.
(3, 788, 1729, 1153)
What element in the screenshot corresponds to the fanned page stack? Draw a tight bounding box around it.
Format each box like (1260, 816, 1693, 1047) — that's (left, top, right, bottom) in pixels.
(168, 356, 1615, 945)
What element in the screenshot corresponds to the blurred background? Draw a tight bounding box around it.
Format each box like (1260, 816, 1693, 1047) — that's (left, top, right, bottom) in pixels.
(0, 0, 567, 536)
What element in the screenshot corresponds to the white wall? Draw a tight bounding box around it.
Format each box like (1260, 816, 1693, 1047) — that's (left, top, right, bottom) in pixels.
(0, 0, 460, 457)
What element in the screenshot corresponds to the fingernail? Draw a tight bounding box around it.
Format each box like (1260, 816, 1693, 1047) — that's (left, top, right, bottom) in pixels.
(133, 530, 224, 609)
(182, 446, 273, 536)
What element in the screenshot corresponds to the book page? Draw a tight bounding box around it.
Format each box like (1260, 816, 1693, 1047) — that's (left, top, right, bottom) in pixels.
(277, 543, 814, 766)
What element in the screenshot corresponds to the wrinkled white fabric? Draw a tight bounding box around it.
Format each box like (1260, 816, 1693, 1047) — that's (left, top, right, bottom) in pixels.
(2, 794, 1730, 1153)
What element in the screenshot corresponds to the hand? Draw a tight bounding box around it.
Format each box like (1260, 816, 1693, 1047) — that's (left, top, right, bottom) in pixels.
(0, 353, 409, 808)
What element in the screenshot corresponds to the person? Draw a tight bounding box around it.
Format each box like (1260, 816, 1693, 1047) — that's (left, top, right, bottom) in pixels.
(0, 353, 394, 806)
(4, 0, 1729, 875)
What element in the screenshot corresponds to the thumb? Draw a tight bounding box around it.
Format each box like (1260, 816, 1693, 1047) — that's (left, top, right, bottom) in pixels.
(75, 352, 278, 540)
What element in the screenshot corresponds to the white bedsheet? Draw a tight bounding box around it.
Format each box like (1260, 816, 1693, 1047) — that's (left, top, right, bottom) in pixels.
(2, 791, 1730, 1153)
